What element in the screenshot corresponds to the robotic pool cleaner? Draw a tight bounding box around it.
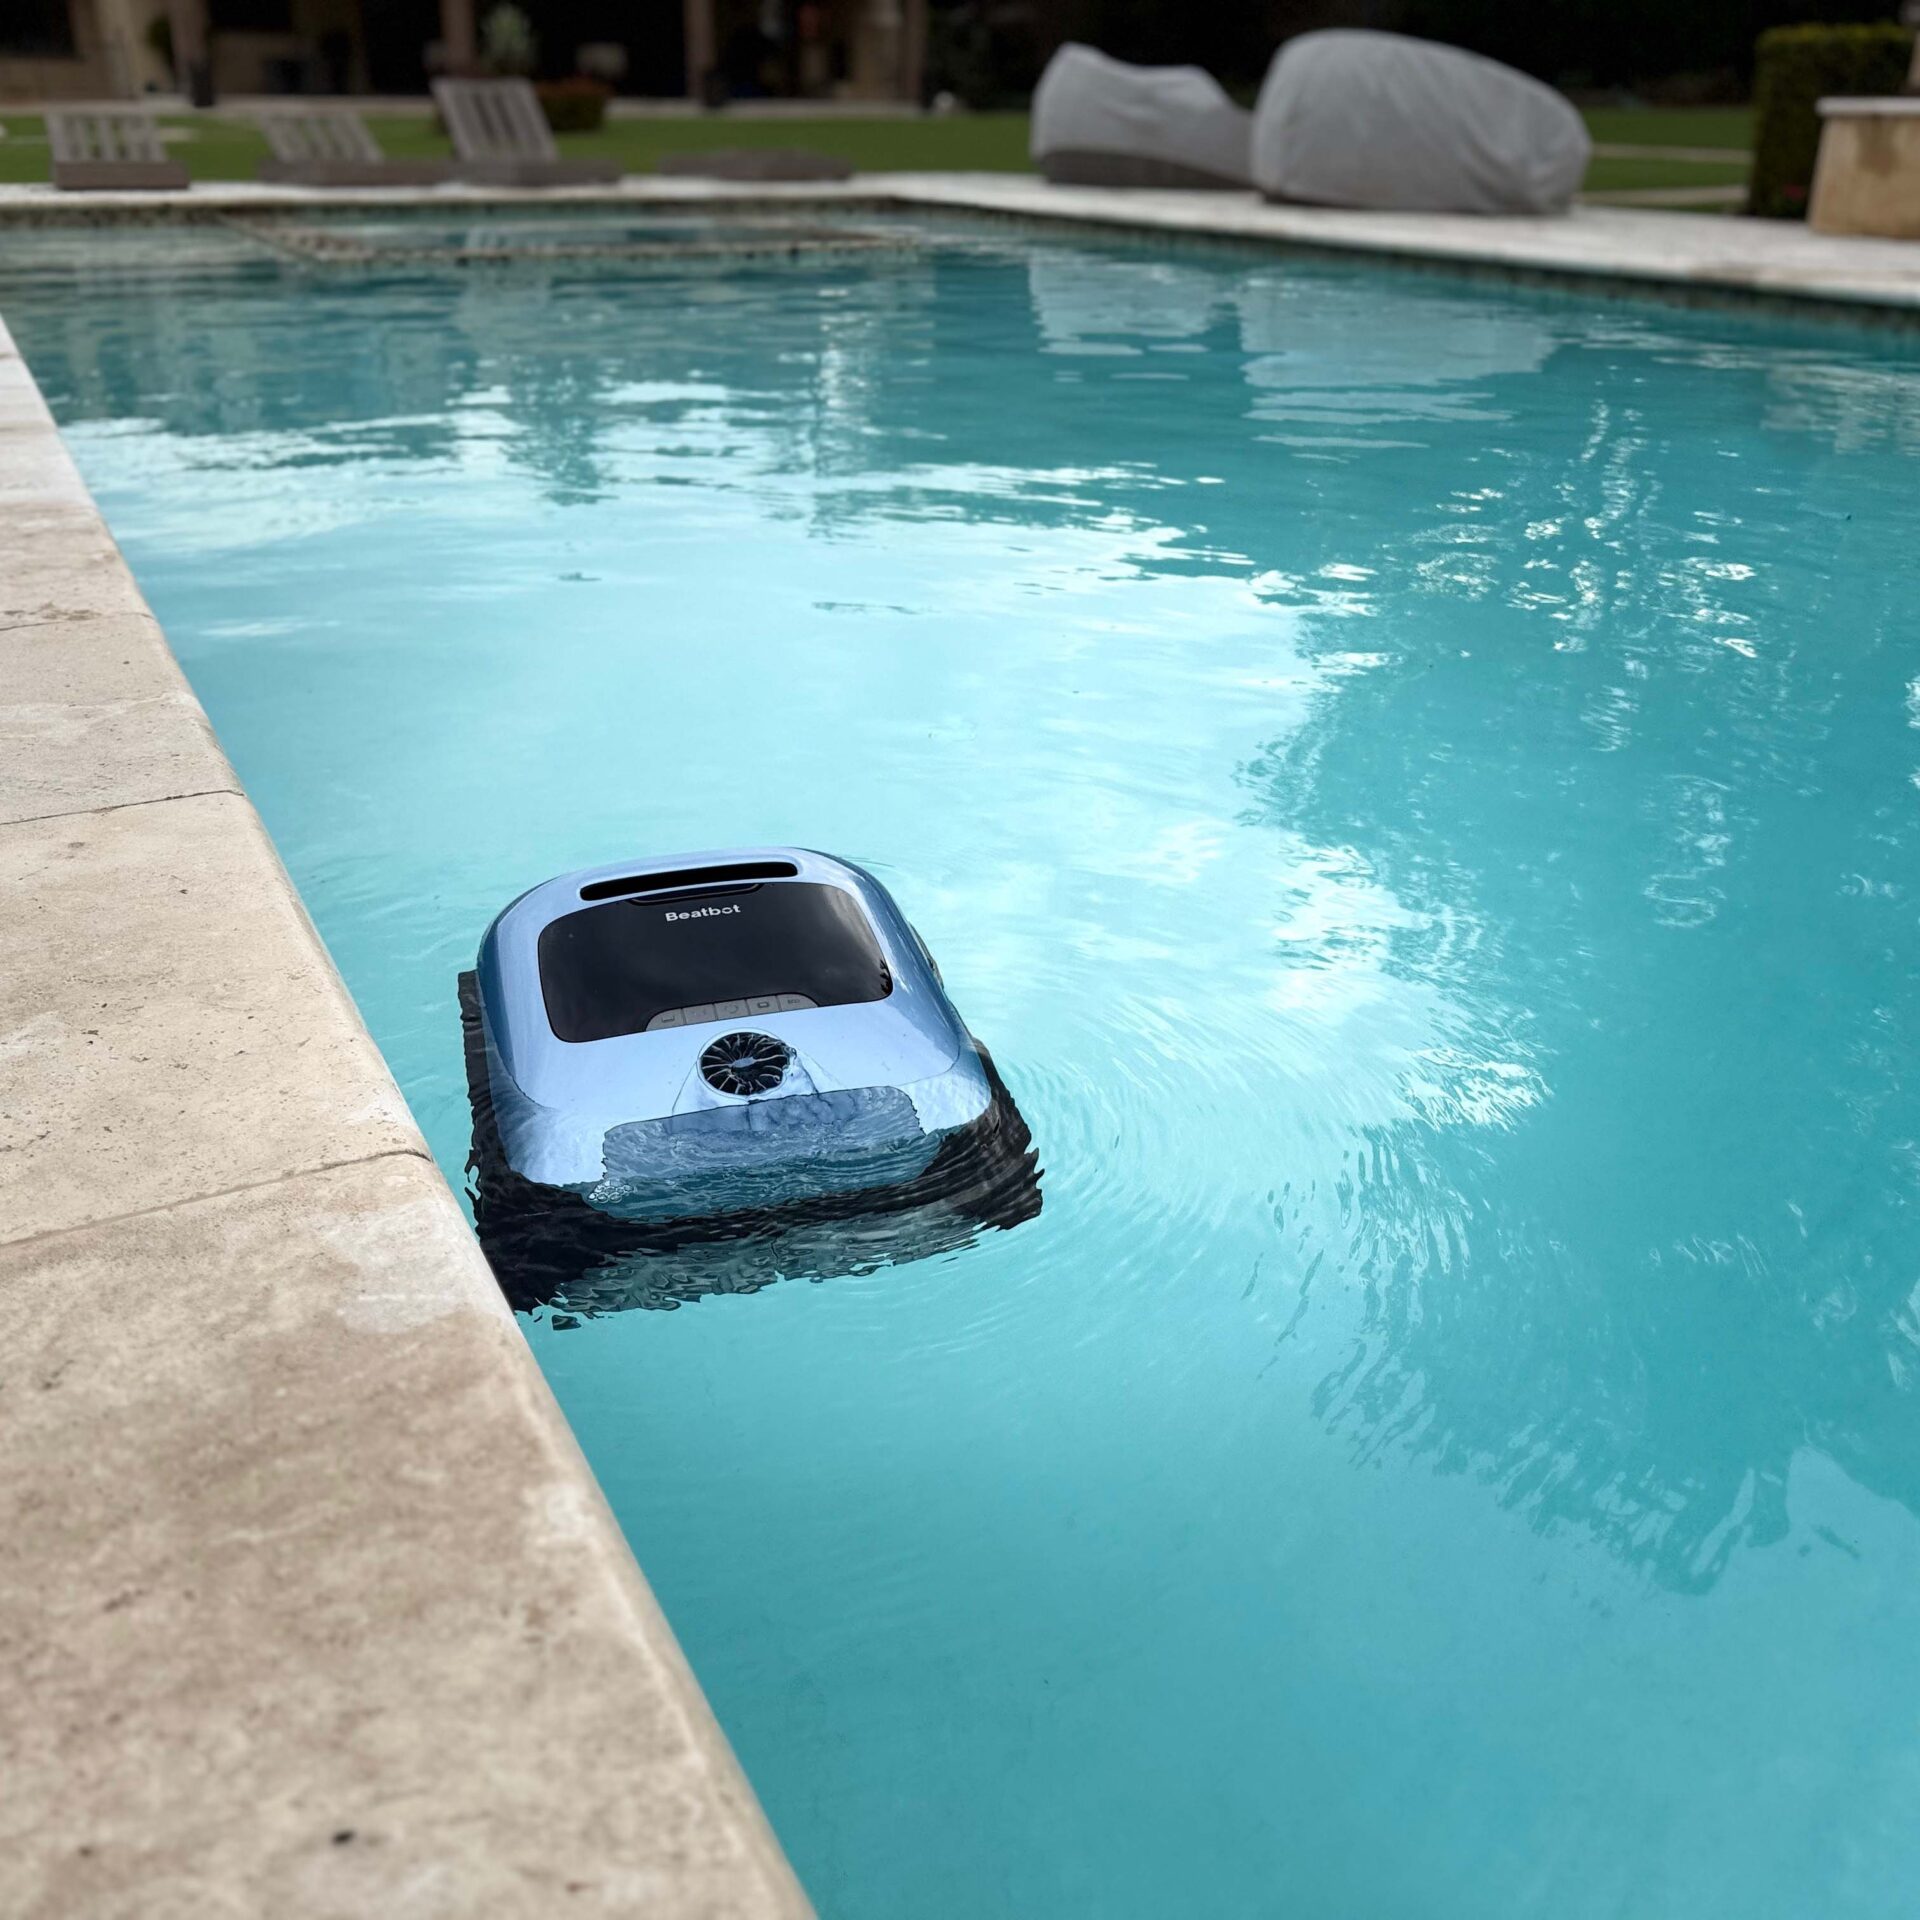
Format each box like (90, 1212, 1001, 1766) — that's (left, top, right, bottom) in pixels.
(460, 846, 1039, 1309)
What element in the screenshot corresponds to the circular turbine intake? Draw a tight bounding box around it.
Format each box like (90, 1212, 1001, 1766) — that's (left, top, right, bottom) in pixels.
(699, 1030, 792, 1097)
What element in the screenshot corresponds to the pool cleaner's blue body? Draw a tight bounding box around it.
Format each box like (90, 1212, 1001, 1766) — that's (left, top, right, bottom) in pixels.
(461, 847, 1038, 1307)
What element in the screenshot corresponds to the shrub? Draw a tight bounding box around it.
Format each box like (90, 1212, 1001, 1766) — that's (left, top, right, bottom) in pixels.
(926, 2, 1044, 109)
(480, 3, 536, 77)
(1748, 22, 1914, 217)
(536, 78, 612, 134)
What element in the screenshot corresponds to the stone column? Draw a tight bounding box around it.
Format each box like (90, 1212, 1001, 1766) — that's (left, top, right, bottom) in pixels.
(684, 0, 717, 101)
(849, 0, 901, 100)
(166, 0, 212, 104)
(439, 0, 477, 75)
(900, 0, 927, 103)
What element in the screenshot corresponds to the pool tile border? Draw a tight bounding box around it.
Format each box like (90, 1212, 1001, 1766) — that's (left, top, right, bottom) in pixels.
(4, 172, 1920, 323)
(883, 174, 1920, 323)
(0, 319, 810, 1917)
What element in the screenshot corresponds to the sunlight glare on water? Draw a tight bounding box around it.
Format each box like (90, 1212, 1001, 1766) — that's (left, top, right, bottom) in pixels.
(9, 215, 1920, 1919)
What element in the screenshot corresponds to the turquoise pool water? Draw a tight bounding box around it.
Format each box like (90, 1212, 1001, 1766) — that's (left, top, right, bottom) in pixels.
(10, 218, 1920, 1918)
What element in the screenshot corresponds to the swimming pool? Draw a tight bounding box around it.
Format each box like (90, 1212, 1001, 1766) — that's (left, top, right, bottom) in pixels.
(8, 213, 1920, 1918)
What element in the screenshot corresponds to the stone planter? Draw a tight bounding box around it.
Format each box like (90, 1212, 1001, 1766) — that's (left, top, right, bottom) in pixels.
(1811, 97, 1920, 238)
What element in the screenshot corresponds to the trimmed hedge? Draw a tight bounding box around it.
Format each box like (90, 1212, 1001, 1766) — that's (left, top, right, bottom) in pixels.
(1748, 22, 1914, 217)
(535, 78, 612, 134)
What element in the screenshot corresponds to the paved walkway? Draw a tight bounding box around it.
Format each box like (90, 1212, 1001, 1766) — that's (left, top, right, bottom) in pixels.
(1588, 142, 1751, 163)
(1580, 184, 1746, 208)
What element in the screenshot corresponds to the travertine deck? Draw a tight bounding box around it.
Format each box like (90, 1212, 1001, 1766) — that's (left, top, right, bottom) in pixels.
(5, 170, 1919, 1916)
(0, 319, 810, 1917)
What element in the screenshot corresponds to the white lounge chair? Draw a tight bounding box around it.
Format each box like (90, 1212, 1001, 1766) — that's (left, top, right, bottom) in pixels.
(1252, 31, 1589, 216)
(1032, 43, 1252, 190)
(46, 110, 189, 192)
(431, 78, 622, 188)
(257, 109, 452, 187)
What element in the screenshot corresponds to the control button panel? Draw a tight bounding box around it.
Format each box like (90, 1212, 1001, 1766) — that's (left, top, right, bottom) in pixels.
(646, 992, 817, 1032)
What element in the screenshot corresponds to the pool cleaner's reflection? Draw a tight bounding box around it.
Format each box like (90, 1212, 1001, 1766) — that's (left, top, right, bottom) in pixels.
(462, 998, 1036, 1313)
(464, 985, 1040, 1313)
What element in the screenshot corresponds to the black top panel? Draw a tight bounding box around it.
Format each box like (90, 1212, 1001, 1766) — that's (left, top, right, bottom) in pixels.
(538, 882, 892, 1044)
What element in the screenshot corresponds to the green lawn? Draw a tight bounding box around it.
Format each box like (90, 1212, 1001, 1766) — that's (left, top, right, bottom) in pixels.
(1582, 155, 1750, 193)
(1581, 105, 1753, 150)
(0, 111, 270, 183)
(0, 108, 1033, 185)
(380, 106, 1036, 174)
(0, 104, 1755, 196)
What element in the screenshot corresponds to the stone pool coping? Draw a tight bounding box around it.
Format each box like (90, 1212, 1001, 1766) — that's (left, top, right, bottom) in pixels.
(0, 321, 810, 1914)
(5, 168, 1919, 1915)
(890, 174, 1920, 320)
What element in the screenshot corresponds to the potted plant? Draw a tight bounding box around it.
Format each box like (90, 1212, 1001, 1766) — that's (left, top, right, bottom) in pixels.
(535, 77, 614, 134)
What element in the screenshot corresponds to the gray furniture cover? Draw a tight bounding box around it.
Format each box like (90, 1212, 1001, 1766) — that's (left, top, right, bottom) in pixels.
(1032, 43, 1252, 190)
(1251, 31, 1589, 215)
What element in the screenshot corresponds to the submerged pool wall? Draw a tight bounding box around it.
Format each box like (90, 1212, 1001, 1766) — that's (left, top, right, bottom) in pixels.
(0, 315, 810, 1916)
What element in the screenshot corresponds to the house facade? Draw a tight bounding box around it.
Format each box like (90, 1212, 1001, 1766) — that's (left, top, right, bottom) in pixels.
(0, 0, 927, 102)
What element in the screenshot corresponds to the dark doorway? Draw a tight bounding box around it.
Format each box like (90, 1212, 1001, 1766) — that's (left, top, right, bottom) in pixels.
(1, 0, 78, 57)
(522, 0, 686, 92)
(361, 0, 438, 92)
